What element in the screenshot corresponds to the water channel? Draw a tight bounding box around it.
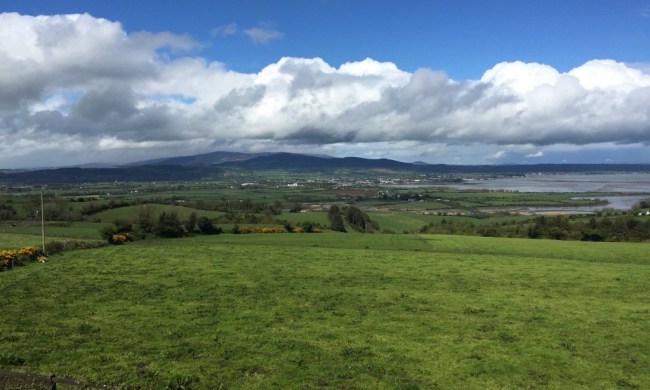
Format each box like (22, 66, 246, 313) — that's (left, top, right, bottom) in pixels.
(389, 173, 650, 212)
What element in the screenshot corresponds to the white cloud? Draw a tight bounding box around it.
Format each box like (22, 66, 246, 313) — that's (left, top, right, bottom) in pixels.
(243, 24, 284, 44)
(568, 59, 650, 90)
(211, 23, 238, 37)
(641, 7, 650, 18)
(2, 12, 650, 168)
(488, 150, 506, 160)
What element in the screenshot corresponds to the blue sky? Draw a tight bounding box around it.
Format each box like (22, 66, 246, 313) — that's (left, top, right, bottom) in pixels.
(1, 1, 650, 167)
(11, 0, 650, 77)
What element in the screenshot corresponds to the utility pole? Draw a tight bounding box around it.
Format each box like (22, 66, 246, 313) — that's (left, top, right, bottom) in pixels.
(41, 187, 45, 253)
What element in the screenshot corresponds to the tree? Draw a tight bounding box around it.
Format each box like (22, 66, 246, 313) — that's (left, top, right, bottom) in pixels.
(22, 196, 41, 219)
(185, 212, 198, 233)
(281, 220, 294, 233)
(0, 203, 17, 221)
(301, 222, 314, 233)
(330, 213, 346, 232)
(327, 205, 346, 232)
(345, 206, 378, 232)
(197, 216, 221, 234)
(156, 211, 184, 238)
(136, 206, 156, 236)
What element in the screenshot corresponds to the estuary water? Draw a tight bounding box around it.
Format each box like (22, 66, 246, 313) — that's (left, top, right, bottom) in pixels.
(450, 173, 650, 193)
(450, 173, 650, 211)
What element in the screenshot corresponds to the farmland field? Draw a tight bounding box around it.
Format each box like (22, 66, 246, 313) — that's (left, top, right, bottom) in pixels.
(2, 222, 107, 241)
(93, 204, 225, 223)
(1, 233, 648, 389)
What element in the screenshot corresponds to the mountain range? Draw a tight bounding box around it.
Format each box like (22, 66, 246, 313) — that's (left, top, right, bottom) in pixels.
(2, 151, 650, 184)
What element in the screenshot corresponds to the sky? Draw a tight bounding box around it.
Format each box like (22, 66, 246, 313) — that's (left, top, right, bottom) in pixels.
(1, 0, 650, 168)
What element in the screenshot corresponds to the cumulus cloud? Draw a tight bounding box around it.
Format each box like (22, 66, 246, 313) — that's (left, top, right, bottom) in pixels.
(2, 12, 650, 168)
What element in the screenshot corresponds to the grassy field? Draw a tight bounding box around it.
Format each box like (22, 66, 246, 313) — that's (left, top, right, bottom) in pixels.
(0, 233, 48, 248)
(369, 212, 530, 233)
(1, 222, 106, 242)
(92, 204, 225, 223)
(277, 211, 330, 226)
(1, 233, 648, 389)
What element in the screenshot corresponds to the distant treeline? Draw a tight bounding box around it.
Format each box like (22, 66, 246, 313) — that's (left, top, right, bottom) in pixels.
(100, 210, 223, 244)
(0, 195, 289, 222)
(420, 214, 650, 242)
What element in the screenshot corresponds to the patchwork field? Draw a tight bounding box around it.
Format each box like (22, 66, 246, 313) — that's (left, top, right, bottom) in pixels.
(1, 233, 648, 389)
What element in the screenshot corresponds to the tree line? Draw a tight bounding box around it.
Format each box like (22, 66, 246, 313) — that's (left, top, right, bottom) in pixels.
(420, 214, 650, 242)
(100, 208, 222, 244)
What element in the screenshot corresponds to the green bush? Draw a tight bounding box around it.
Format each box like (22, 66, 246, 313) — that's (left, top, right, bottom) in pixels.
(44, 240, 107, 255)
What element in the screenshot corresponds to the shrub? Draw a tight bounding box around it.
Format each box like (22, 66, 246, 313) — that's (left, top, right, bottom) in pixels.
(44, 240, 107, 255)
(0, 250, 17, 270)
(136, 206, 157, 236)
(100, 220, 134, 243)
(0, 203, 17, 221)
(1, 246, 50, 271)
(253, 227, 285, 233)
(111, 233, 130, 245)
(156, 212, 185, 238)
(197, 216, 221, 235)
(185, 212, 198, 233)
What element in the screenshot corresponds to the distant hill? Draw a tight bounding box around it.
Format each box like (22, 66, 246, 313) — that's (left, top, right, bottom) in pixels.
(126, 151, 273, 166)
(218, 153, 650, 175)
(217, 152, 415, 170)
(2, 150, 650, 184)
(0, 165, 220, 184)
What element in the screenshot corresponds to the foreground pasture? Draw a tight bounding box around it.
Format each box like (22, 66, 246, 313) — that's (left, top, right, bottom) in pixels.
(1, 234, 648, 389)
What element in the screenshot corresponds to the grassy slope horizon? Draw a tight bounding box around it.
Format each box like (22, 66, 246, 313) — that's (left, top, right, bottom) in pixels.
(1, 233, 648, 389)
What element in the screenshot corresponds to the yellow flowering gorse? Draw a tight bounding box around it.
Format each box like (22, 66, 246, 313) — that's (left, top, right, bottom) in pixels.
(1, 246, 47, 270)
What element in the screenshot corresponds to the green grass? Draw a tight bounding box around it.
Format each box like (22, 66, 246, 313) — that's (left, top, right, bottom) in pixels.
(420, 234, 650, 264)
(1, 234, 649, 389)
(0, 233, 47, 248)
(93, 204, 224, 222)
(277, 211, 329, 225)
(1, 222, 107, 243)
(208, 231, 431, 252)
(369, 212, 531, 233)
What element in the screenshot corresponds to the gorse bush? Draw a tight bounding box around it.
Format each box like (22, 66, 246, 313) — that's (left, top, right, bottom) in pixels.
(2, 241, 106, 271)
(111, 233, 131, 245)
(1, 246, 47, 271)
(101, 219, 135, 244)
